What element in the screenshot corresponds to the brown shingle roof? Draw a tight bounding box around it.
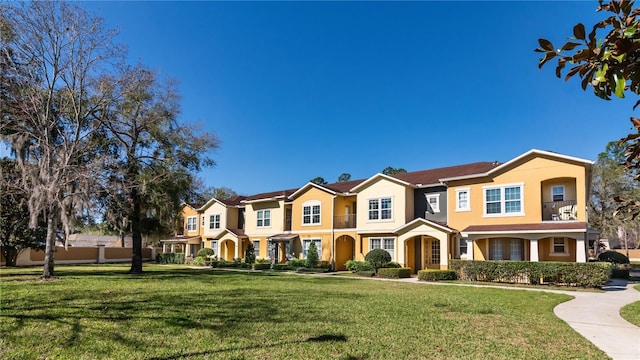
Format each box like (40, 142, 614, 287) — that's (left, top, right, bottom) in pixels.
(219, 195, 247, 206)
(463, 222, 587, 233)
(323, 179, 366, 193)
(391, 162, 500, 186)
(227, 228, 247, 237)
(243, 188, 299, 202)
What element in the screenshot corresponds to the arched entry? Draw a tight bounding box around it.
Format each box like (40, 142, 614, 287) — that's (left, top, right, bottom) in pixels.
(405, 236, 441, 273)
(335, 235, 355, 271)
(221, 240, 236, 261)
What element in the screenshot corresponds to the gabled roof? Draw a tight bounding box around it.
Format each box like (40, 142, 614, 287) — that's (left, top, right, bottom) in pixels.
(392, 162, 500, 187)
(180, 202, 202, 211)
(440, 149, 593, 182)
(289, 179, 366, 199)
(350, 173, 414, 192)
(242, 188, 298, 204)
(212, 228, 247, 240)
(196, 195, 247, 211)
(393, 218, 457, 234)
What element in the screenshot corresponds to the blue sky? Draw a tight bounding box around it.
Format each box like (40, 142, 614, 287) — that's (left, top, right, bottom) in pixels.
(79, 1, 635, 196)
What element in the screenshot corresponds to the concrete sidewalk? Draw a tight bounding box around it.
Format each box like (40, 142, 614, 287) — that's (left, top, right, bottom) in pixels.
(553, 277, 640, 360)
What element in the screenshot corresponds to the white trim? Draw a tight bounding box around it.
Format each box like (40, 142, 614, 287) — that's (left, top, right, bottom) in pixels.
(256, 209, 272, 228)
(440, 149, 594, 182)
(551, 185, 565, 202)
(186, 216, 198, 231)
(209, 214, 221, 230)
(369, 236, 396, 262)
(455, 188, 471, 212)
(302, 200, 322, 226)
(549, 237, 570, 256)
(367, 196, 393, 222)
(392, 217, 455, 234)
(482, 183, 525, 217)
(289, 182, 337, 199)
(426, 194, 440, 213)
(302, 238, 322, 259)
(463, 228, 585, 236)
(349, 173, 414, 192)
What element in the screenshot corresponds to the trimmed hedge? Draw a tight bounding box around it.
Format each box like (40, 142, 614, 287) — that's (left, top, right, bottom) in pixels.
(355, 270, 375, 277)
(191, 256, 207, 266)
(272, 264, 292, 271)
(345, 260, 373, 272)
(252, 263, 271, 270)
(450, 260, 611, 288)
(377, 267, 411, 279)
(287, 259, 307, 268)
(417, 270, 457, 281)
(156, 253, 185, 264)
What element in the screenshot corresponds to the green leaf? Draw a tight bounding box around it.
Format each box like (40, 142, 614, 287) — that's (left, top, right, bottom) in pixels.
(538, 38, 554, 51)
(613, 72, 626, 98)
(573, 23, 586, 40)
(623, 27, 637, 38)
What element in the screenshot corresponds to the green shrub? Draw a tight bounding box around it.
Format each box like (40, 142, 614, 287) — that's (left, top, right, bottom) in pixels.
(345, 260, 359, 272)
(272, 264, 292, 271)
(417, 270, 457, 281)
(306, 242, 319, 268)
(345, 260, 373, 272)
(612, 264, 630, 279)
(287, 259, 307, 268)
(253, 263, 271, 270)
(218, 260, 237, 268)
(245, 243, 256, 265)
(450, 260, 611, 288)
(355, 270, 375, 277)
(377, 267, 411, 278)
(365, 249, 391, 274)
(315, 260, 331, 271)
(192, 256, 207, 266)
(209, 260, 219, 268)
(256, 258, 270, 264)
(156, 253, 185, 264)
(598, 251, 630, 264)
(382, 261, 401, 268)
(197, 248, 215, 257)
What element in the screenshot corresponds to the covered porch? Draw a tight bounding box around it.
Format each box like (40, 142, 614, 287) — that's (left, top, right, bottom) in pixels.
(160, 235, 201, 258)
(268, 233, 299, 264)
(396, 218, 456, 273)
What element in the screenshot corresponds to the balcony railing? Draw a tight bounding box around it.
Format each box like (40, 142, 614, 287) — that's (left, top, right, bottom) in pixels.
(334, 214, 357, 229)
(542, 200, 577, 221)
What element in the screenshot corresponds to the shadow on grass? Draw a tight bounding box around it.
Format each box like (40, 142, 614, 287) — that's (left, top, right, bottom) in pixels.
(145, 333, 363, 360)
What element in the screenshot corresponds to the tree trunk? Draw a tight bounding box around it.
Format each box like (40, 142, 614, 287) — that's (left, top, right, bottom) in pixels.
(129, 186, 143, 274)
(2, 247, 18, 267)
(42, 215, 57, 279)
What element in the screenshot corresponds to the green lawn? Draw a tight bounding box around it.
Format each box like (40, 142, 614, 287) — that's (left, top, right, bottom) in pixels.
(620, 284, 640, 327)
(0, 264, 606, 360)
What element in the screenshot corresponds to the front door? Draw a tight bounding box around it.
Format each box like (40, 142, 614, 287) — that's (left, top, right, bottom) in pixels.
(425, 238, 440, 269)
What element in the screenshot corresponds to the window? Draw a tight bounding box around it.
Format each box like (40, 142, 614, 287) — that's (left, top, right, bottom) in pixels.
(490, 239, 503, 260)
(302, 239, 322, 259)
(483, 184, 524, 216)
(210, 240, 218, 259)
(551, 237, 568, 255)
(552, 186, 565, 202)
(490, 239, 523, 260)
(456, 188, 470, 211)
(426, 194, 440, 213)
(370, 237, 395, 261)
(202, 216, 205, 226)
(368, 197, 392, 220)
(302, 201, 321, 225)
(257, 209, 271, 227)
(209, 214, 221, 230)
(187, 216, 197, 231)
(510, 239, 523, 261)
(431, 240, 440, 265)
(253, 240, 260, 258)
(459, 237, 468, 257)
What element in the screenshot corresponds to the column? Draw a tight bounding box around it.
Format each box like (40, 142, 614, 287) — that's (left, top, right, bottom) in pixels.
(530, 239, 539, 262)
(97, 244, 105, 264)
(466, 238, 474, 260)
(576, 238, 586, 263)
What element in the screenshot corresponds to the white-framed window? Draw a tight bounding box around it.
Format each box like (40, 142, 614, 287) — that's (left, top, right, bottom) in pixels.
(459, 237, 468, 257)
(369, 237, 395, 261)
(187, 216, 197, 231)
(302, 239, 322, 259)
(257, 209, 271, 227)
(426, 194, 440, 213)
(210, 240, 218, 259)
(551, 237, 568, 255)
(456, 188, 471, 212)
(483, 184, 524, 216)
(552, 185, 565, 202)
(302, 201, 321, 225)
(209, 214, 221, 230)
(368, 197, 392, 221)
(253, 240, 260, 258)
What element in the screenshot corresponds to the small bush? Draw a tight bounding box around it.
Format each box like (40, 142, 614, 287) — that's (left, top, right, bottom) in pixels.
(192, 256, 207, 266)
(345, 260, 373, 272)
(355, 270, 375, 277)
(209, 260, 219, 268)
(382, 261, 401, 268)
(598, 251, 630, 264)
(245, 243, 256, 265)
(253, 263, 271, 270)
(197, 248, 215, 257)
(287, 259, 307, 268)
(156, 253, 185, 264)
(256, 258, 270, 264)
(272, 264, 292, 271)
(365, 249, 392, 274)
(306, 242, 320, 268)
(417, 270, 457, 281)
(377, 267, 411, 278)
(315, 260, 331, 271)
(218, 260, 237, 268)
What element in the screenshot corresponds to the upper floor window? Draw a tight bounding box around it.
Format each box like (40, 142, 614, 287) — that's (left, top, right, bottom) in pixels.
(302, 201, 321, 225)
(426, 194, 440, 213)
(209, 214, 221, 230)
(552, 186, 565, 202)
(187, 216, 197, 231)
(483, 184, 524, 216)
(456, 188, 470, 211)
(257, 209, 271, 227)
(368, 197, 392, 220)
